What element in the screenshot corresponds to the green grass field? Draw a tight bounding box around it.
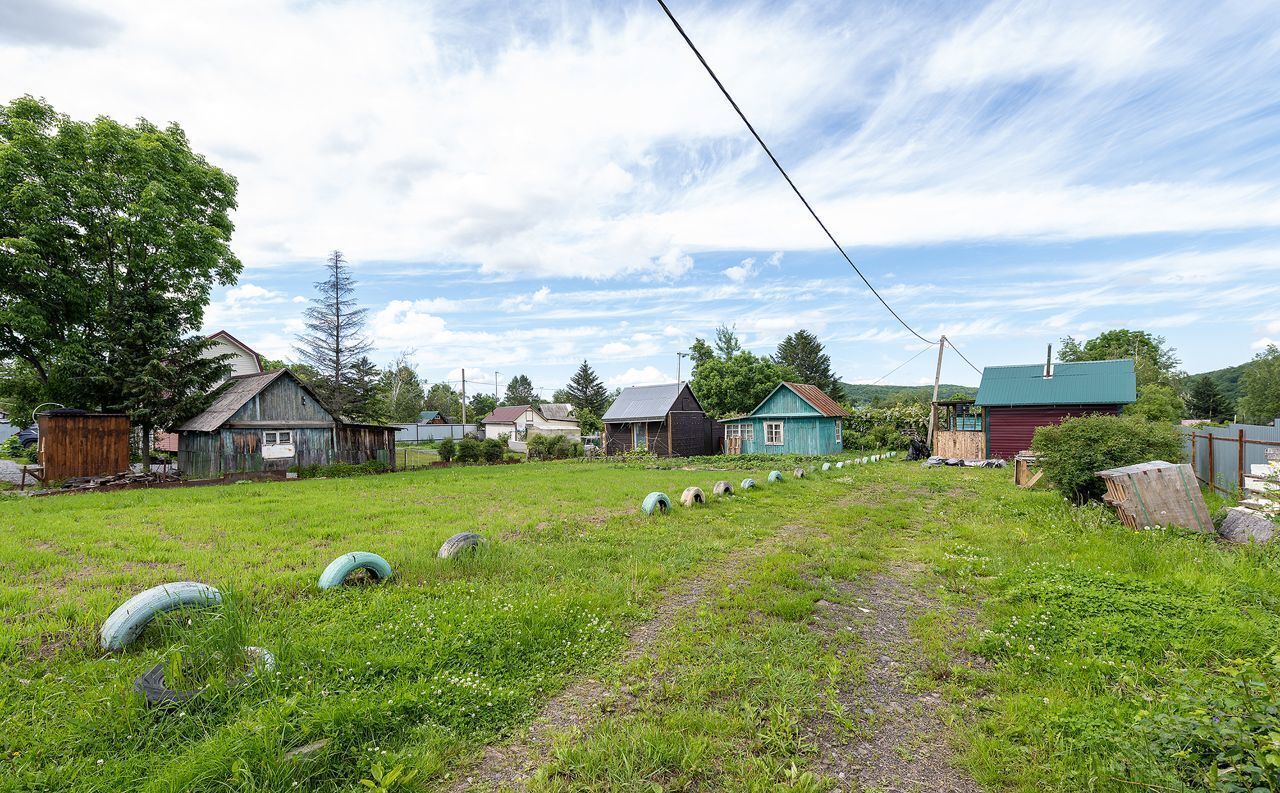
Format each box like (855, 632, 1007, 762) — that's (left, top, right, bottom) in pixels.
(2, 456, 1279, 791)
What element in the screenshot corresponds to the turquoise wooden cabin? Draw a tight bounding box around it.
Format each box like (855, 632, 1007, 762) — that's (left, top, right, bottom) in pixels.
(721, 382, 850, 455)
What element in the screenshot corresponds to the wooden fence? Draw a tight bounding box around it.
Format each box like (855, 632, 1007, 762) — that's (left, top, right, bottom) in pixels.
(38, 412, 131, 480)
(1184, 422, 1280, 495)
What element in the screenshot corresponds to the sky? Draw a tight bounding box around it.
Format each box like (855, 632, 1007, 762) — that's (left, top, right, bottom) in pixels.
(3, 0, 1279, 397)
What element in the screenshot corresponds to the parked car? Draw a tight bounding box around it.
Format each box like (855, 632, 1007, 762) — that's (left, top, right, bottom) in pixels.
(17, 426, 38, 448)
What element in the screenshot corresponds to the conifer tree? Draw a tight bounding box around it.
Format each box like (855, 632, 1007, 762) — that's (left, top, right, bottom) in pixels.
(294, 251, 372, 416)
(774, 329, 841, 399)
(565, 360, 609, 415)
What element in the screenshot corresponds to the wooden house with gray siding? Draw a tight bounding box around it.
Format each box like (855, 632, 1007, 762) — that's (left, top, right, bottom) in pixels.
(601, 383, 722, 457)
(175, 369, 396, 479)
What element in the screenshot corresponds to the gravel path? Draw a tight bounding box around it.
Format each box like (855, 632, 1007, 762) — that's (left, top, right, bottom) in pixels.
(0, 460, 26, 485)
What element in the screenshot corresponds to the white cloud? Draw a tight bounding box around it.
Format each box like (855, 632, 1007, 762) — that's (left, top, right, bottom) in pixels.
(1253, 337, 1279, 351)
(291, 295, 307, 304)
(723, 257, 755, 283)
(225, 283, 283, 303)
(500, 287, 552, 312)
(607, 366, 671, 388)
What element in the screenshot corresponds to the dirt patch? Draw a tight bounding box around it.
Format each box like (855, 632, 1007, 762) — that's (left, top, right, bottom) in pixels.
(444, 526, 802, 792)
(807, 571, 980, 793)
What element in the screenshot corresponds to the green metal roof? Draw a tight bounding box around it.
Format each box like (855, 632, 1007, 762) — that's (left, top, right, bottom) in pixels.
(975, 359, 1137, 407)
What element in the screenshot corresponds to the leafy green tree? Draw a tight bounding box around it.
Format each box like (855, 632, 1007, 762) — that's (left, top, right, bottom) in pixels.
(503, 374, 536, 406)
(437, 436, 455, 462)
(0, 96, 241, 459)
(689, 338, 716, 369)
(713, 325, 743, 359)
(294, 251, 372, 416)
(1059, 329, 1181, 387)
(576, 407, 603, 438)
(1239, 345, 1280, 424)
(774, 329, 841, 399)
(564, 360, 609, 415)
(377, 355, 426, 423)
(1185, 375, 1231, 422)
(1126, 383, 1184, 423)
(468, 393, 497, 420)
(423, 383, 462, 422)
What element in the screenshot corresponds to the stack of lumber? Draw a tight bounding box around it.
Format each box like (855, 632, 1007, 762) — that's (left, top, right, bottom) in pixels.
(1097, 460, 1212, 532)
(1240, 450, 1280, 517)
(56, 471, 181, 492)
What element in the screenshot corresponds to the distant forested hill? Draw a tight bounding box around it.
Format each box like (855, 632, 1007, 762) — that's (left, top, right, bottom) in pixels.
(1187, 361, 1251, 405)
(841, 382, 978, 405)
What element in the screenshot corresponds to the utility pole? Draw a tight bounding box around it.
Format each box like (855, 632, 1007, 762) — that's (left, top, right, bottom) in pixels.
(494, 371, 500, 406)
(676, 352, 688, 385)
(926, 335, 947, 452)
(461, 369, 467, 427)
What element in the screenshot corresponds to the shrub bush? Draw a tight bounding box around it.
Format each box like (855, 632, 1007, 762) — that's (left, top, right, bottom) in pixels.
(1031, 414, 1182, 503)
(455, 438, 482, 463)
(843, 402, 928, 450)
(1, 435, 36, 464)
(296, 459, 390, 479)
(528, 433, 580, 460)
(481, 438, 504, 463)
(437, 437, 455, 463)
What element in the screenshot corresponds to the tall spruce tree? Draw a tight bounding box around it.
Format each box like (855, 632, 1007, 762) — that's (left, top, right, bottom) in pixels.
(565, 360, 608, 415)
(1186, 375, 1230, 422)
(774, 330, 841, 399)
(503, 374, 536, 406)
(294, 251, 372, 417)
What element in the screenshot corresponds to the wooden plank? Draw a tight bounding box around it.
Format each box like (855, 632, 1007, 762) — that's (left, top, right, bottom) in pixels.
(1020, 469, 1044, 489)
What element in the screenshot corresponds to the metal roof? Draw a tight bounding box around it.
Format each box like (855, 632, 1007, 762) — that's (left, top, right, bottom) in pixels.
(783, 382, 850, 417)
(602, 383, 685, 423)
(418, 410, 442, 422)
(975, 359, 1137, 407)
(177, 370, 293, 432)
(537, 403, 575, 421)
(482, 405, 528, 424)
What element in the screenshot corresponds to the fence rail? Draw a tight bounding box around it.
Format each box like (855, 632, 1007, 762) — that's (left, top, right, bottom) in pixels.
(1182, 422, 1280, 495)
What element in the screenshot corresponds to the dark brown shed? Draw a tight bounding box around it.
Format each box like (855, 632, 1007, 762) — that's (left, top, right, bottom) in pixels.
(38, 410, 131, 480)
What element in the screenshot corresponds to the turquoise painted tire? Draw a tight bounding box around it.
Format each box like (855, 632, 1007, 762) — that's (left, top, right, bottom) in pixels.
(100, 581, 222, 652)
(642, 492, 671, 515)
(741, 478, 756, 490)
(318, 552, 393, 589)
(438, 532, 484, 559)
(768, 470, 783, 483)
(821, 462, 831, 471)
(713, 480, 734, 497)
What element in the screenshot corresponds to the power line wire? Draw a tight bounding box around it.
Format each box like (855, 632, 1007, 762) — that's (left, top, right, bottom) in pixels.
(868, 344, 935, 386)
(653, 0, 936, 346)
(944, 337, 983, 376)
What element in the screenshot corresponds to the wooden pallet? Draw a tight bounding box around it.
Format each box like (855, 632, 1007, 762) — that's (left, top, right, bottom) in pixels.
(1097, 460, 1212, 532)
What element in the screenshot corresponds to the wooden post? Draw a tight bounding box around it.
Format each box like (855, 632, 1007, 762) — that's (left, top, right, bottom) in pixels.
(1190, 432, 1198, 479)
(926, 335, 946, 452)
(1238, 429, 1246, 493)
(1208, 432, 1216, 492)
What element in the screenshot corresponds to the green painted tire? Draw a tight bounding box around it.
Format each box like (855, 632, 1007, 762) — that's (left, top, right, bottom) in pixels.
(642, 492, 671, 515)
(768, 470, 783, 483)
(438, 532, 484, 559)
(741, 478, 756, 490)
(100, 581, 222, 652)
(318, 552, 393, 590)
(713, 480, 734, 496)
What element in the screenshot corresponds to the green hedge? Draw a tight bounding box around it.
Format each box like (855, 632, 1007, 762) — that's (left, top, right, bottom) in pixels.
(1032, 414, 1182, 503)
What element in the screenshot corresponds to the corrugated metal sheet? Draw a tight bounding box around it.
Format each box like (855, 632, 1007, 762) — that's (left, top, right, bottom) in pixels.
(975, 359, 1136, 407)
(602, 384, 683, 423)
(987, 405, 1119, 458)
(537, 403, 574, 421)
(783, 383, 850, 417)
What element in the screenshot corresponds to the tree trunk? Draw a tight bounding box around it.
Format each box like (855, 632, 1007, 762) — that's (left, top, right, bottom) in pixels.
(140, 421, 151, 474)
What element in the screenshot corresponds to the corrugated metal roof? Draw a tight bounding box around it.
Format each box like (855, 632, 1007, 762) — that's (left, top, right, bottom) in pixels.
(177, 370, 288, 432)
(483, 405, 528, 424)
(602, 383, 683, 423)
(784, 382, 850, 417)
(537, 403, 575, 421)
(418, 410, 442, 422)
(975, 359, 1137, 407)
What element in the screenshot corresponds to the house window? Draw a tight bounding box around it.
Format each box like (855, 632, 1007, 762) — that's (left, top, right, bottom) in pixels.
(726, 425, 741, 438)
(765, 421, 784, 446)
(741, 424, 754, 441)
(834, 420, 842, 444)
(264, 430, 292, 446)
(633, 424, 647, 450)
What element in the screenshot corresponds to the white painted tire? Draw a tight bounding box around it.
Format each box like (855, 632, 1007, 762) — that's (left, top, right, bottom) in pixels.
(793, 468, 805, 479)
(836, 461, 844, 469)
(680, 487, 705, 507)
(822, 462, 831, 471)
(438, 532, 484, 559)
(713, 481, 734, 497)
(100, 582, 222, 652)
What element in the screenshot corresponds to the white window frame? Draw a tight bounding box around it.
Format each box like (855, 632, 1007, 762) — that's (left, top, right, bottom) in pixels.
(834, 420, 842, 444)
(742, 424, 754, 442)
(263, 430, 292, 446)
(725, 425, 741, 439)
(765, 421, 784, 446)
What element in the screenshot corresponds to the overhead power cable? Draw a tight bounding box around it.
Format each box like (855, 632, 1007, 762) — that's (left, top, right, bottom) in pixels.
(653, 0, 936, 346)
(869, 344, 935, 386)
(944, 337, 983, 376)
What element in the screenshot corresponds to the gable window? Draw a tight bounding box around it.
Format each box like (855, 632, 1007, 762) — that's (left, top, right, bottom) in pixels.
(765, 421, 784, 446)
(834, 420, 842, 444)
(263, 430, 292, 446)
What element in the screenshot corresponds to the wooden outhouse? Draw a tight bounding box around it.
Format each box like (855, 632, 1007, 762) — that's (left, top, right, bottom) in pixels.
(175, 369, 396, 479)
(976, 358, 1136, 459)
(720, 382, 850, 455)
(602, 383, 721, 457)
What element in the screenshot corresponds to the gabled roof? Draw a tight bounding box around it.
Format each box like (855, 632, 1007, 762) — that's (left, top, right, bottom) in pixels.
(418, 410, 443, 422)
(975, 359, 1137, 407)
(725, 382, 850, 420)
(602, 383, 700, 423)
(208, 329, 264, 372)
(537, 403, 575, 421)
(176, 369, 333, 432)
(483, 405, 528, 424)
